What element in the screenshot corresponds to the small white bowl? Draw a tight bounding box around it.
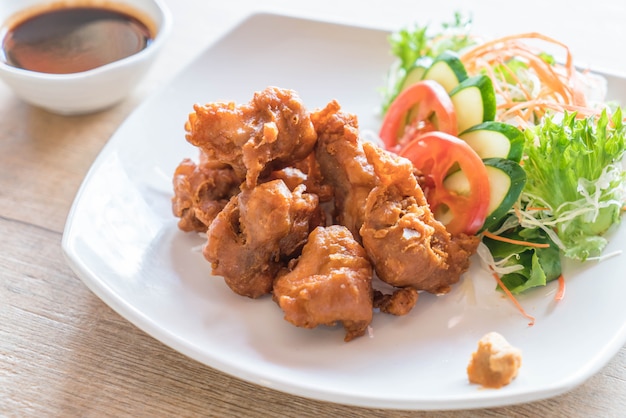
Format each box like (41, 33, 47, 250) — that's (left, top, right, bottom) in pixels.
(0, 0, 172, 115)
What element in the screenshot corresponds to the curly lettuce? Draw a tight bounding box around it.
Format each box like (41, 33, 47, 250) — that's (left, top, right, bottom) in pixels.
(521, 109, 626, 260)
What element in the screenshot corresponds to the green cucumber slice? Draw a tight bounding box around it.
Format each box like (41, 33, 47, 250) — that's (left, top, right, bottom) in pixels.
(449, 75, 497, 133)
(481, 158, 526, 231)
(399, 57, 433, 92)
(422, 51, 468, 93)
(443, 158, 526, 232)
(459, 121, 524, 163)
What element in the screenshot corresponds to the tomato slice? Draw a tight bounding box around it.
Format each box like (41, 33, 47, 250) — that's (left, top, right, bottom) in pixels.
(399, 131, 490, 235)
(379, 80, 457, 153)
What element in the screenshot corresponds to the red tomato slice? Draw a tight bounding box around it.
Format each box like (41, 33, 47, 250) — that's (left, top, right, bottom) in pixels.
(399, 131, 490, 235)
(379, 80, 457, 153)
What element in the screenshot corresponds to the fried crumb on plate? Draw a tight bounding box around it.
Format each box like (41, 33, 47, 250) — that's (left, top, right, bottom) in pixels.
(467, 332, 522, 389)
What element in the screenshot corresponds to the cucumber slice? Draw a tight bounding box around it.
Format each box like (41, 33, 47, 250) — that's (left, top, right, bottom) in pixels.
(399, 57, 432, 92)
(459, 121, 524, 162)
(481, 158, 526, 231)
(449, 75, 497, 133)
(443, 158, 526, 232)
(422, 51, 468, 93)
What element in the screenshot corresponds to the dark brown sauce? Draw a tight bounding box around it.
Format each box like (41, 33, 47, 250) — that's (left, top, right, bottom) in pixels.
(1, 6, 154, 74)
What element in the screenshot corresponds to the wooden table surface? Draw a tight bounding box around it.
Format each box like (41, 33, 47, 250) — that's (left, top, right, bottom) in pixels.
(1, 1, 625, 416)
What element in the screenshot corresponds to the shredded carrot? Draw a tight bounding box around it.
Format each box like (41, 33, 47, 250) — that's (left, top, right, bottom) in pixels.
(554, 275, 566, 301)
(462, 32, 575, 80)
(482, 230, 551, 248)
(497, 99, 600, 123)
(459, 32, 597, 126)
(491, 270, 535, 326)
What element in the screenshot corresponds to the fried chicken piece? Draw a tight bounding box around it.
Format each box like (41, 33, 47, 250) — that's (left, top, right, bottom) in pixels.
(172, 150, 241, 232)
(185, 86, 318, 188)
(312, 100, 477, 294)
(204, 179, 322, 298)
(273, 225, 373, 342)
(373, 288, 419, 316)
(312, 100, 377, 239)
(360, 142, 479, 294)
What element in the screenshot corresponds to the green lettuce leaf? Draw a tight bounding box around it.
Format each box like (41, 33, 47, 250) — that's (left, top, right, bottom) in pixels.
(484, 226, 562, 294)
(522, 109, 626, 260)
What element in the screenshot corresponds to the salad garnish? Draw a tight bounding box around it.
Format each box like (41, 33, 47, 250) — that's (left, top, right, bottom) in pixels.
(460, 32, 587, 125)
(379, 13, 626, 322)
(382, 12, 477, 112)
(520, 109, 626, 260)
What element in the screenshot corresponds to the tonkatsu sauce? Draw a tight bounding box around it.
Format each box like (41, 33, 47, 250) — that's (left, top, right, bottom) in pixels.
(1, 5, 154, 74)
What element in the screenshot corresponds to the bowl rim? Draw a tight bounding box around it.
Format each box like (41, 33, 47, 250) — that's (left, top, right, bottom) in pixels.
(0, 0, 173, 80)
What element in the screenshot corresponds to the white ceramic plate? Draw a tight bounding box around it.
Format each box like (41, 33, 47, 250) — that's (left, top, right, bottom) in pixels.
(62, 13, 626, 410)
